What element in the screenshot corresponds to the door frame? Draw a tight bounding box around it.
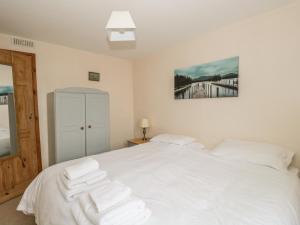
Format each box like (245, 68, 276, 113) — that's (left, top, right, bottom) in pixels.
(0, 49, 42, 203)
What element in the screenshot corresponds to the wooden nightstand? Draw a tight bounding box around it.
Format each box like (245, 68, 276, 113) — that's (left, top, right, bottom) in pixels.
(127, 138, 150, 147)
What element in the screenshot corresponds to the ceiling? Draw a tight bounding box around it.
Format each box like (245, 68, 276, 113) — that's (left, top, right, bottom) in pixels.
(0, 0, 295, 59)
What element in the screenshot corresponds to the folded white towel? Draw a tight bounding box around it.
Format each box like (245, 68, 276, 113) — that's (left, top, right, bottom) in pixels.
(79, 194, 100, 225)
(101, 199, 151, 225)
(57, 176, 110, 201)
(72, 201, 94, 225)
(64, 158, 99, 180)
(89, 181, 132, 212)
(79, 194, 151, 225)
(61, 170, 107, 190)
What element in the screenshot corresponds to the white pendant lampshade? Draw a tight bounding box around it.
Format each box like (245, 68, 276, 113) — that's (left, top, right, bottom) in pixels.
(140, 118, 150, 128)
(106, 11, 136, 42)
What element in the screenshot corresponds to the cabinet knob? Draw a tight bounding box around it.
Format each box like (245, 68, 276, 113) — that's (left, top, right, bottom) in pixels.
(88, 125, 92, 128)
(80, 127, 84, 130)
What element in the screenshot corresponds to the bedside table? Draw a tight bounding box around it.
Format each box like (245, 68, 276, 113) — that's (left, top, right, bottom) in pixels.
(127, 138, 150, 147)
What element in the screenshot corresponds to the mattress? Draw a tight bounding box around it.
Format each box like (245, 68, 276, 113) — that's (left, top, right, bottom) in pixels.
(18, 142, 300, 225)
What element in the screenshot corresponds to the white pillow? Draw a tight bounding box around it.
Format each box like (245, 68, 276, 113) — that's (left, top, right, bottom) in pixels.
(150, 134, 196, 146)
(212, 139, 294, 171)
(185, 142, 206, 150)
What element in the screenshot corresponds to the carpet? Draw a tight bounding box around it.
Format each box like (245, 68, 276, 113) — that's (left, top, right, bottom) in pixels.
(0, 196, 35, 225)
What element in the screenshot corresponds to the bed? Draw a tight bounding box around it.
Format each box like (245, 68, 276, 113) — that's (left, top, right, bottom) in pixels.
(18, 141, 300, 225)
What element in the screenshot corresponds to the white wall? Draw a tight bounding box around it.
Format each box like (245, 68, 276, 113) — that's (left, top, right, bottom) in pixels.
(0, 33, 134, 168)
(133, 2, 300, 167)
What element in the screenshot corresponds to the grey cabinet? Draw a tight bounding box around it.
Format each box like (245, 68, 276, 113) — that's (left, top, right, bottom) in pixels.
(53, 88, 110, 163)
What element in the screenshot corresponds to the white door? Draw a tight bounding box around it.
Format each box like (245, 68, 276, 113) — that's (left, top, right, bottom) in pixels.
(86, 93, 109, 156)
(55, 93, 86, 162)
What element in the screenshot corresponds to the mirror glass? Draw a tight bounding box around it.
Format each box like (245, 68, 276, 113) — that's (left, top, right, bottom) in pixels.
(0, 64, 18, 157)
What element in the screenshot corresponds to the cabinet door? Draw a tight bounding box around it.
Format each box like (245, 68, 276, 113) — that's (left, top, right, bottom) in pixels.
(86, 93, 109, 156)
(55, 93, 86, 163)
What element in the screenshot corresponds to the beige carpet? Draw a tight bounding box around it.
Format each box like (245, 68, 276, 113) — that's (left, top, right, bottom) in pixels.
(0, 196, 36, 225)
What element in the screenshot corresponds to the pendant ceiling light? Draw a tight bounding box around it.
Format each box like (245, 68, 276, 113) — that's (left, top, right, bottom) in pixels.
(105, 11, 136, 42)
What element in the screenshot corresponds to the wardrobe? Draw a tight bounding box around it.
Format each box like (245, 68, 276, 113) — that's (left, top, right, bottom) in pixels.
(52, 88, 110, 163)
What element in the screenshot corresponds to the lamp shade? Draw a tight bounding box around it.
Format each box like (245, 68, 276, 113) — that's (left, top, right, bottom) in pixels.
(106, 11, 136, 42)
(107, 30, 135, 42)
(140, 118, 150, 128)
(106, 11, 136, 29)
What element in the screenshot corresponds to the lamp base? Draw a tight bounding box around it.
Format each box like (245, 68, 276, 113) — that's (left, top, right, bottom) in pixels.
(142, 128, 147, 141)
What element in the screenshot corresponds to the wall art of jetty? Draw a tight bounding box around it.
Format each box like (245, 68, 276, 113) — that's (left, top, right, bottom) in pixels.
(174, 56, 239, 99)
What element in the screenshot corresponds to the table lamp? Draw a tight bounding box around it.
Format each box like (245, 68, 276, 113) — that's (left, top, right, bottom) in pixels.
(140, 118, 150, 141)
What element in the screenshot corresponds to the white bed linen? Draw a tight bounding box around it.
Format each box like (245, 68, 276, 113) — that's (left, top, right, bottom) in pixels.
(18, 142, 300, 225)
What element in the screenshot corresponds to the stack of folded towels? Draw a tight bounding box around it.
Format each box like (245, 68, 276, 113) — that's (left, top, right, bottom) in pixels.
(58, 158, 151, 225)
(58, 158, 108, 201)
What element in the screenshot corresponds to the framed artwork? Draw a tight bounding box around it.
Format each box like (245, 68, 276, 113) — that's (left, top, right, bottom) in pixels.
(174, 56, 239, 99)
(0, 86, 13, 105)
(0, 95, 8, 105)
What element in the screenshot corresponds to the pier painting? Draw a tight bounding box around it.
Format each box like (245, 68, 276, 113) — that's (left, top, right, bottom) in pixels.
(174, 57, 239, 99)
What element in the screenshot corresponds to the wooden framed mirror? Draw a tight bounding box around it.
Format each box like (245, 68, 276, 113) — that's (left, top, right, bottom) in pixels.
(0, 49, 41, 204)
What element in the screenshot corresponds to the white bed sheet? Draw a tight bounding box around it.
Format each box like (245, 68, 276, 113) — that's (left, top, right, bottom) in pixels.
(18, 142, 300, 225)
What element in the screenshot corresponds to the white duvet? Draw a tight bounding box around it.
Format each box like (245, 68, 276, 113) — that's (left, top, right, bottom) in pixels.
(18, 142, 300, 225)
